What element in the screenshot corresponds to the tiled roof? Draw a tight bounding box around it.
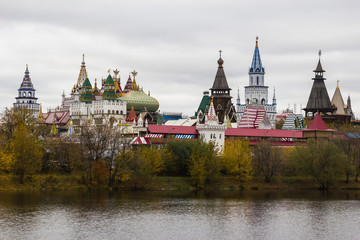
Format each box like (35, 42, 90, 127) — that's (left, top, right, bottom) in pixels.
(43, 111, 70, 125)
(238, 106, 266, 128)
(148, 125, 199, 135)
(305, 113, 330, 130)
(226, 128, 303, 138)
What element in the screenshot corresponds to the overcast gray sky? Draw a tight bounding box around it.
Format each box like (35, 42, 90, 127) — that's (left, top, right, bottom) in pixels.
(1, 0, 359, 118)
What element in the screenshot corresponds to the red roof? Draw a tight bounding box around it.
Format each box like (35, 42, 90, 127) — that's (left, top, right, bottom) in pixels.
(305, 114, 332, 131)
(147, 125, 199, 135)
(226, 128, 303, 138)
(43, 111, 70, 125)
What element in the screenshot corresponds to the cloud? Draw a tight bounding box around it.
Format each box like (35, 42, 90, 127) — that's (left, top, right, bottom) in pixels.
(1, 0, 360, 118)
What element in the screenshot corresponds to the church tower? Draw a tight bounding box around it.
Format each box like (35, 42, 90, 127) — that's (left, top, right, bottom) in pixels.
(209, 51, 235, 124)
(14, 65, 40, 118)
(245, 37, 268, 105)
(303, 51, 336, 119)
(237, 37, 277, 126)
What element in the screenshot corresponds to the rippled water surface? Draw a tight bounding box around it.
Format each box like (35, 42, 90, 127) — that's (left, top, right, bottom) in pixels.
(0, 190, 360, 240)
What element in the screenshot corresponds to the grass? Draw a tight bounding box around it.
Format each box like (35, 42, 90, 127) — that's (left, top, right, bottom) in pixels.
(1, 174, 360, 191)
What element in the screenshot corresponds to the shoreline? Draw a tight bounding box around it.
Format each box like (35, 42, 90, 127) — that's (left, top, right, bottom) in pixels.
(1, 174, 360, 192)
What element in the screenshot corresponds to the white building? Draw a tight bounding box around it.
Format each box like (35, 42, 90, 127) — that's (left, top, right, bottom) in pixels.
(196, 98, 226, 151)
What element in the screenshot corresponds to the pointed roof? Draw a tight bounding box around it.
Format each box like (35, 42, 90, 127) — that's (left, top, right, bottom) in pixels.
(195, 91, 210, 117)
(19, 65, 34, 89)
(77, 54, 88, 88)
(36, 104, 45, 124)
(210, 53, 231, 91)
(304, 53, 335, 114)
(249, 37, 264, 74)
(306, 113, 329, 130)
(207, 98, 217, 122)
(126, 106, 138, 122)
(314, 59, 325, 72)
(92, 79, 101, 96)
(123, 74, 133, 93)
(331, 83, 346, 115)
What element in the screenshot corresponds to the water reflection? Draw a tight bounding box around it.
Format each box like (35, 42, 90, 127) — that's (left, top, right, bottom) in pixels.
(0, 190, 360, 240)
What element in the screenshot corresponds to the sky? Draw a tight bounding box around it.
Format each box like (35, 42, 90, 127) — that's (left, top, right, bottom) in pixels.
(1, 0, 360, 118)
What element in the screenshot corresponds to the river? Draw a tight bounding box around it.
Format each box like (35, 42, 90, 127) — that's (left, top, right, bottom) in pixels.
(0, 190, 359, 240)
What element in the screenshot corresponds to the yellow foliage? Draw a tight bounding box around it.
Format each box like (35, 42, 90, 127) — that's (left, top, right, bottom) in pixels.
(142, 148, 164, 174)
(222, 139, 252, 182)
(0, 149, 13, 173)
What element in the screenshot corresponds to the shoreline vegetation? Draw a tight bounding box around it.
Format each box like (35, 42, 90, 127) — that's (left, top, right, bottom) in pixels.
(1, 108, 360, 192)
(1, 175, 360, 192)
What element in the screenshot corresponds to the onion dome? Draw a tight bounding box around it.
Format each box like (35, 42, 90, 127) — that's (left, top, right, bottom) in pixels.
(118, 70, 159, 112)
(102, 74, 117, 100)
(80, 78, 93, 102)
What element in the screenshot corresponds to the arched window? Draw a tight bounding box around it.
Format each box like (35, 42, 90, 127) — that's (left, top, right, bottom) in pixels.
(120, 110, 123, 114)
(251, 76, 253, 85)
(112, 110, 115, 114)
(261, 99, 265, 105)
(246, 98, 250, 105)
(108, 110, 110, 114)
(116, 110, 119, 114)
(257, 76, 259, 85)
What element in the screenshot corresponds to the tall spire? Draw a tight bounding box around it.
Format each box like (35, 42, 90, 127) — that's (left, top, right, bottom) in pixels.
(249, 36, 264, 74)
(272, 87, 276, 105)
(131, 70, 138, 90)
(77, 54, 88, 88)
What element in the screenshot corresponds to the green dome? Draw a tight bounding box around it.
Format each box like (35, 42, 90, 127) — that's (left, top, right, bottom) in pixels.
(119, 89, 159, 112)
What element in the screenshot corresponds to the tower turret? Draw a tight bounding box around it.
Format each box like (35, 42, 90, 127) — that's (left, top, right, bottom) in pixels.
(80, 78, 93, 103)
(209, 50, 233, 123)
(102, 73, 117, 100)
(303, 51, 336, 118)
(14, 65, 40, 118)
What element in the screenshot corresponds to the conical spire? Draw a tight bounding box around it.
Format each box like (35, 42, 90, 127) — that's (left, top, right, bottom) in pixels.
(206, 97, 217, 122)
(249, 37, 264, 74)
(20, 64, 34, 89)
(331, 82, 346, 115)
(210, 51, 230, 90)
(36, 104, 45, 124)
(123, 74, 133, 93)
(77, 54, 88, 88)
(130, 70, 138, 90)
(303, 51, 335, 116)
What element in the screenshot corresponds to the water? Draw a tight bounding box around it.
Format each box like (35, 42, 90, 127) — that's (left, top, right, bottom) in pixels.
(0, 190, 360, 240)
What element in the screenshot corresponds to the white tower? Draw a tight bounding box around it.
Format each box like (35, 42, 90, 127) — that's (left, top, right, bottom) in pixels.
(13, 65, 40, 118)
(196, 98, 226, 151)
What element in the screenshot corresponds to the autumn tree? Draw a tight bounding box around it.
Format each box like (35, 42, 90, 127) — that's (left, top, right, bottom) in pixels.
(334, 138, 357, 183)
(253, 140, 282, 183)
(292, 139, 347, 190)
(188, 141, 220, 188)
(222, 139, 252, 182)
(8, 122, 43, 183)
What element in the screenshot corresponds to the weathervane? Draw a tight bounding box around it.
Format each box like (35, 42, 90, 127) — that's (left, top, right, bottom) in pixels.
(82, 54, 85, 63)
(108, 69, 111, 74)
(219, 50, 222, 58)
(319, 49, 322, 58)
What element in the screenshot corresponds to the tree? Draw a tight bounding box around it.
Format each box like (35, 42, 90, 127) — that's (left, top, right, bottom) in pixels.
(222, 139, 252, 182)
(79, 123, 112, 184)
(334, 139, 357, 183)
(8, 122, 43, 183)
(188, 141, 220, 188)
(253, 140, 282, 183)
(275, 118, 285, 129)
(292, 139, 347, 190)
(163, 139, 194, 175)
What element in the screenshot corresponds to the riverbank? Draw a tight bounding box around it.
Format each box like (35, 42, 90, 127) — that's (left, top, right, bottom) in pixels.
(1, 174, 360, 191)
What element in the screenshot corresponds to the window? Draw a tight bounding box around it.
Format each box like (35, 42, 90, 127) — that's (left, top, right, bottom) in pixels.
(257, 76, 259, 85)
(116, 110, 119, 114)
(219, 134, 221, 139)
